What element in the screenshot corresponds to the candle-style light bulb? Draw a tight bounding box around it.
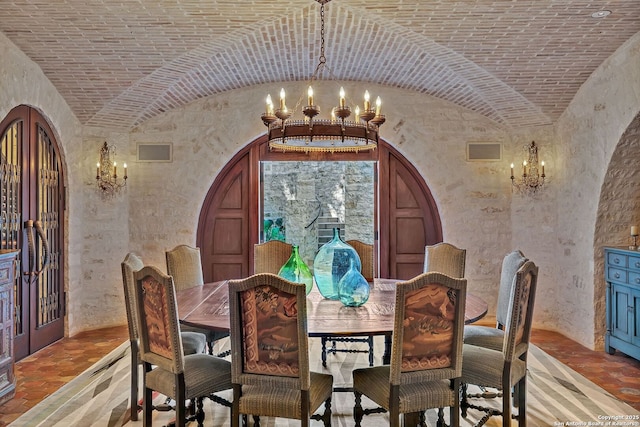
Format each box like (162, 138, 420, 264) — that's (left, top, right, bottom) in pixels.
(124, 163, 128, 179)
(339, 87, 346, 108)
(364, 90, 371, 111)
(354, 106, 360, 122)
(308, 86, 314, 106)
(510, 163, 514, 178)
(113, 162, 117, 177)
(541, 161, 545, 176)
(522, 160, 527, 176)
(96, 163, 100, 179)
(279, 88, 286, 110)
(375, 96, 382, 116)
(266, 94, 273, 115)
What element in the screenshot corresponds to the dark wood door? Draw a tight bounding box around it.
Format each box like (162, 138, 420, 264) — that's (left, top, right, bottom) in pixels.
(378, 145, 442, 279)
(0, 105, 65, 361)
(198, 148, 255, 282)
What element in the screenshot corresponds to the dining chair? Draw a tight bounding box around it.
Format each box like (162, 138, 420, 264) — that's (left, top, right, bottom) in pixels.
(134, 265, 232, 427)
(228, 273, 333, 427)
(253, 240, 293, 274)
(321, 239, 375, 368)
(352, 272, 467, 427)
(121, 252, 207, 421)
(423, 242, 466, 277)
(463, 250, 528, 350)
(166, 244, 230, 356)
(460, 260, 538, 427)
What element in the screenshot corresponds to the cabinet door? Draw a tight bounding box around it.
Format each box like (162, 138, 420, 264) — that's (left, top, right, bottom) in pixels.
(632, 287, 640, 347)
(611, 283, 633, 342)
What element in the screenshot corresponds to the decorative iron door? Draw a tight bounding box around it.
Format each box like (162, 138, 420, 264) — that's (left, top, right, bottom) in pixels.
(0, 106, 64, 361)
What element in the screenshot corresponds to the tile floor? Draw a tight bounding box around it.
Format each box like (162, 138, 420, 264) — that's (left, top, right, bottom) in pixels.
(0, 323, 638, 426)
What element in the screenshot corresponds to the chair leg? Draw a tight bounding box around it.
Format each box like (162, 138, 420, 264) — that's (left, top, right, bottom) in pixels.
(176, 395, 186, 427)
(321, 337, 328, 367)
(354, 391, 364, 427)
(143, 386, 153, 427)
(502, 380, 512, 427)
(232, 385, 241, 427)
(323, 397, 332, 427)
(130, 343, 139, 421)
(518, 377, 527, 427)
(367, 336, 374, 366)
(451, 400, 460, 427)
(461, 383, 468, 418)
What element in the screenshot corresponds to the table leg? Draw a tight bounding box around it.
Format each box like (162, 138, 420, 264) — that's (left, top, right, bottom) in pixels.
(383, 334, 392, 364)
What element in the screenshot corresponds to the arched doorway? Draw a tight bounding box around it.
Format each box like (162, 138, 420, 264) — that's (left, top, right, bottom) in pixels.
(0, 105, 65, 360)
(197, 136, 441, 281)
(594, 112, 640, 350)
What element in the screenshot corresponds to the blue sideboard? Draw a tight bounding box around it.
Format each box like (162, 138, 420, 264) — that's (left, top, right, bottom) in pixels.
(604, 247, 640, 361)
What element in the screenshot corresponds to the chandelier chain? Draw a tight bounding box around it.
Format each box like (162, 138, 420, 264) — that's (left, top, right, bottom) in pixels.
(259, 0, 385, 154)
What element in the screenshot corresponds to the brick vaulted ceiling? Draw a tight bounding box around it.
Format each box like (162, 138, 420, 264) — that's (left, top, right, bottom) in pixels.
(1, 1, 638, 130)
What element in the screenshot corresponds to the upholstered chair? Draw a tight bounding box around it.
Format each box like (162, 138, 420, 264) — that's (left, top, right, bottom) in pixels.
(463, 250, 528, 350)
(228, 273, 333, 427)
(134, 265, 232, 427)
(166, 244, 229, 355)
(460, 260, 539, 426)
(352, 272, 467, 427)
(121, 252, 207, 421)
(253, 240, 293, 274)
(321, 239, 376, 368)
(423, 242, 466, 277)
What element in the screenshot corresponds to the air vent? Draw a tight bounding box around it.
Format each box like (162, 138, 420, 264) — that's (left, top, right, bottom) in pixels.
(137, 143, 172, 162)
(466, 143, 502, 161)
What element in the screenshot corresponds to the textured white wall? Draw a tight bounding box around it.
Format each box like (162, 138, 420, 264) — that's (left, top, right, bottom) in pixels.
(556, 32, 640, 349)
(2, 28, 640, 350)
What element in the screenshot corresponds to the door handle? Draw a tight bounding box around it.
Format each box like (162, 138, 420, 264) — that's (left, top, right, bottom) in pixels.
(24, 219, 50, 279)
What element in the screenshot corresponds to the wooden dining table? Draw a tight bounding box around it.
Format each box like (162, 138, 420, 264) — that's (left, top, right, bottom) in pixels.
(176, 277, 488, 366)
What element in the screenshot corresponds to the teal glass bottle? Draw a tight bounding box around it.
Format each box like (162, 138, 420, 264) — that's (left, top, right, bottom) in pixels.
(278, 245, 313, 295)
(338, 258, 370, 307)
(313, 227, 362, 299)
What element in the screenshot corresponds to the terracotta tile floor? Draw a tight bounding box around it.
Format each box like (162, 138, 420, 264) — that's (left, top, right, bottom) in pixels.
(0, 323, 638, 426)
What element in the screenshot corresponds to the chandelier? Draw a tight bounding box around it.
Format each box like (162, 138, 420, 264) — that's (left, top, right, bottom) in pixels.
(510, 141, 546, 194)
(96, 141, 127, 197)
(260, 1, 385, 154)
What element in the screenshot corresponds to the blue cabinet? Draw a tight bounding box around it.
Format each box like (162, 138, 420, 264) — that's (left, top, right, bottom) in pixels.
(605, 247, 640, 361)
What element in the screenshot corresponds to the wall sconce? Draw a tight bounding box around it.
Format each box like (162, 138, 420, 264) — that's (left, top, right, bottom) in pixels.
(510, 141, 546, 194)
(96, 141, 127, 196)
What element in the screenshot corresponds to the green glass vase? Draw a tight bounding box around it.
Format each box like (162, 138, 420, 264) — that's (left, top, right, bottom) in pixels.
(278, 245, 314, 295)
(313, 227, 362, 299)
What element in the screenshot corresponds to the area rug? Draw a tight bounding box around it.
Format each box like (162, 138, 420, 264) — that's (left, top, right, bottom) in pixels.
(10, 337, 639, 426)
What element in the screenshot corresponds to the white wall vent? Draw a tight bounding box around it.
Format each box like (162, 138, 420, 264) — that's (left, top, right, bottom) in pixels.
(137, 143, 172, 162)
(466, 142, 502, 161)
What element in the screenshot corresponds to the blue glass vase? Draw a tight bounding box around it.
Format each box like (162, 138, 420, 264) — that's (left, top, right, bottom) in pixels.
(278, 245, 314, 295)
(313, 227, 361, 299)
(338, 258, 370, 307)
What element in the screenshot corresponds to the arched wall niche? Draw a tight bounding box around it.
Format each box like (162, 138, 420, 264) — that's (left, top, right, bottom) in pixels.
(594, 111, 640, 350)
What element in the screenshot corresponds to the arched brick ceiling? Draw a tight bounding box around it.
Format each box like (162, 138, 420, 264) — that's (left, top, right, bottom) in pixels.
(1, 1, 638, 130)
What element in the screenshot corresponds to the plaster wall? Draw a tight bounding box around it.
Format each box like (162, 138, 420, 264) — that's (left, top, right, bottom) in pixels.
(556, 32, 640, 349)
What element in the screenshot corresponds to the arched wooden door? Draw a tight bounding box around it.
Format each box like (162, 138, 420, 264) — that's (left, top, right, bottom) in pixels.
(378, 144, 442, 279)
(0, 105, 65, 361)
(198, 137, 441, 281)
(198, 146, 256, 282)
